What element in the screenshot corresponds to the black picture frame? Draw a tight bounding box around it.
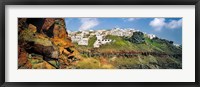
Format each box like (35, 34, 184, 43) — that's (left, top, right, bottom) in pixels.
(0, 0, 199, 87)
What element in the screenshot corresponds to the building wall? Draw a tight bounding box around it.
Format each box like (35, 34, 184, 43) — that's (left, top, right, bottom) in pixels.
(78, 38, 89, 45)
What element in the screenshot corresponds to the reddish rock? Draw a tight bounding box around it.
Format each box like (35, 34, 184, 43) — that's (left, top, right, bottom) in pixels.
(18, 18, 80, 69)
(23, 61, 32, 69)
(18, 47, 28, 67)
(53, 19, 68, 39)
(18, 18, 27, 33)
(28, 24, 37, 33)
(41, 18, 55, 31)
(25, 43, 59, 59)
(100, 58, 109, 65)
(58, 27, 68, 39)
(51, 37, 73, 48)
(53, 24, 60, 38)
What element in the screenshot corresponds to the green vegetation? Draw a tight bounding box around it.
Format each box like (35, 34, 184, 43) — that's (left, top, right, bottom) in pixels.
(127, 32, 145, 44)
(75, 54, 181, 69)
(28, 57, 44, 65)
(76, 58, 101, 69)
(88, 36, 97, 47)
(48, 60, 59, 68)
(19, 28, 35, 41)
(146, 37, 181, 54)
(102, 35, 134, 51)
(76, 58, 113, 69)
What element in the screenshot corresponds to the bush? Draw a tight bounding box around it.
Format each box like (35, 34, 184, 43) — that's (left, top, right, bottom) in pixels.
(127, 32, 145, 44)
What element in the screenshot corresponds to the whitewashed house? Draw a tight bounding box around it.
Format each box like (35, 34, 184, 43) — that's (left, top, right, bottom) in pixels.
(173, 43, 180, 47)
(93, 41, 101, 48)
(101, 39, 112, 44)
(82, 31, 90, 35)
(71, 36, 82, 43)
(93, 39, 112, 48)
(109, 28, 135, 37)
(93, 33, 112, 48)
(123, 29, 134, 37)
(110, 28, 123, 36)
(147, 34, 156, 39)
(78, 38, 89, 46)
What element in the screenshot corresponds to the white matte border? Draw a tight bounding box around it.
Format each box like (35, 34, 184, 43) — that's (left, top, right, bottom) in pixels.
(5, 5, 195, 82)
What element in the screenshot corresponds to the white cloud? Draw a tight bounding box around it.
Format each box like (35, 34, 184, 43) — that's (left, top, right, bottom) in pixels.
(123, 18, 141, 22)
(149, 18, 166, 31)
(166, 19, 182, 29)
(127, 18, 136, 21)
(79, 18, 99, 31)
(149, 18, 182, 31)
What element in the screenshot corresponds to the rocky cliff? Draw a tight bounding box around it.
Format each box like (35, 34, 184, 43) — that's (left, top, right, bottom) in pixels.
(18, 18, 80, 69)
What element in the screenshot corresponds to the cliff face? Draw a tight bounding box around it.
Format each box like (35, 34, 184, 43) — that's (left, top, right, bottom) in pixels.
(18, 18, 80, 69)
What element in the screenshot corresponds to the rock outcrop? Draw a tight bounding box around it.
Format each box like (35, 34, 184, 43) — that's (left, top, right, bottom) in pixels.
(18, 18, 80, 69)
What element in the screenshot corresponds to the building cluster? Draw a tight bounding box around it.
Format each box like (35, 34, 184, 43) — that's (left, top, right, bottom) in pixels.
(69, 28, 157, 48)
(109, 28, 138, 37)
(147, 34, 156, 39)
(93, 32, 112, 48)
(173, 43, 180, 47)
(70, 31, 89, 45)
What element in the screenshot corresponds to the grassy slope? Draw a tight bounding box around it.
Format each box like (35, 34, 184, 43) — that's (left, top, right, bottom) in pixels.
(145, 37, 182, 54)
(88, 36, 97, 47)
(73, 35, 182, 69)
(101, 35, 181, 54)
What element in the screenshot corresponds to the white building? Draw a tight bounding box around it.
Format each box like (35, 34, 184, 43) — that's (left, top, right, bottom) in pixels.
(109, 28, 134, 37)
(69, 28, 143, 47)
(147, 34, 156, 39)
(123, 29, 134, 37)
(96, 34, 103, 40)
(101, 39, 112, 44)
(70, 31, 90, 46)
(93, 41, 101, 48)
(110, 28, 123, 36)
(93, 33, 112, 48)
(82, 31, 90, 35)
(71, 36, 82, 43)
(173, 43, 180, 47)
(78, 38, 89, 46)
(93, 39, 112, 48)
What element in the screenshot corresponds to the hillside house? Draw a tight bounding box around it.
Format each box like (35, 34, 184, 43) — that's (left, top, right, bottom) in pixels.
(71, 35, 82, 43)
(147, 34, 156, 39)
(93, 33, 112, 48)
(78, 38, 89, 46)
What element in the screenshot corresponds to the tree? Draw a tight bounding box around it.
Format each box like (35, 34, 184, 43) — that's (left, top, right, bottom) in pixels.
(128, 32, 145, 44)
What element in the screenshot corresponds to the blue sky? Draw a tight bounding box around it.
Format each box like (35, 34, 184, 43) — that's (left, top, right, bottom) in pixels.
(64, 18, 182, 44)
